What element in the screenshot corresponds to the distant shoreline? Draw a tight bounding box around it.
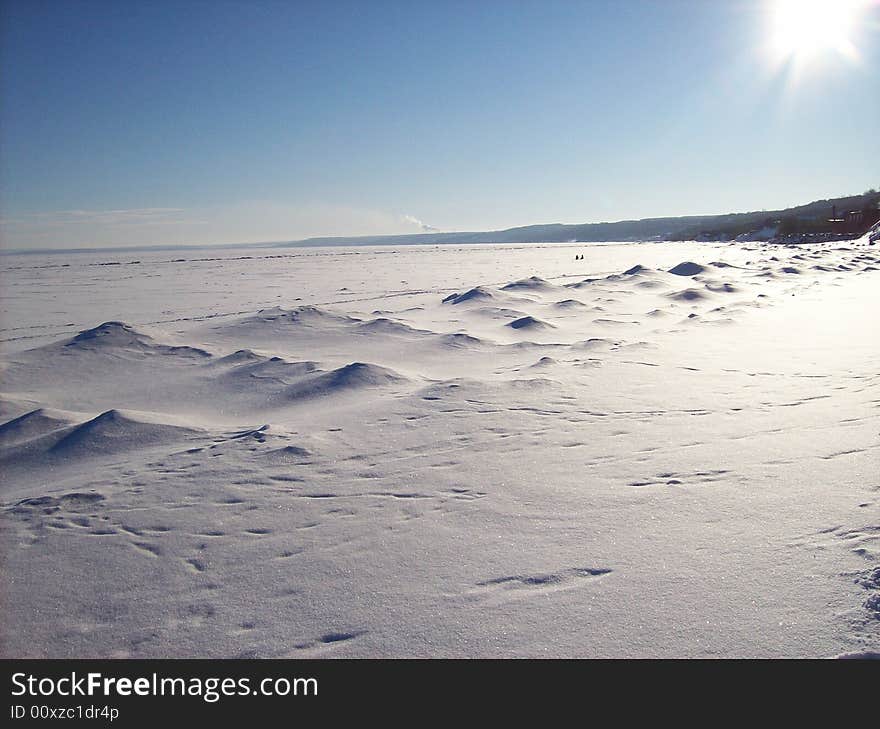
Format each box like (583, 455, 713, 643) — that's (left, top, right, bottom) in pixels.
(0, 239, 669, 257)
(3, 189, 877, 255)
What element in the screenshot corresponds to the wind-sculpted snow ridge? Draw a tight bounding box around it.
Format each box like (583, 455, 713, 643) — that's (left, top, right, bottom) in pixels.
(64, 321, 212, 358)
(442, 286, 495, 304)
(0, 408, 205, 477)
(281, 362, 409, 400)
(251, 305, 360, 326)
(214, 348, 266, 364)
(553, 298, 587, 309)
(501, 275, 557, 292)
(69, 321, 148, 346)
(0, 407, 79, 447)
(48, 409, 203, 456)
(215, 355, 321, 382)
(565, 276, 605, 289)
(356, 318, 432, 337)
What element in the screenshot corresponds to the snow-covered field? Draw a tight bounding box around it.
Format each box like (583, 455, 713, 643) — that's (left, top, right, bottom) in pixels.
(1, 238, 878, 658)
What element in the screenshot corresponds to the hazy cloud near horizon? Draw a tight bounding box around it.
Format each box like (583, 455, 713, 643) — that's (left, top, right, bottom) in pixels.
(0, 202, 441, 250)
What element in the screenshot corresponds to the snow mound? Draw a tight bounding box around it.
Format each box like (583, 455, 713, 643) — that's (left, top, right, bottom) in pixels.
(508, 316, 555, 330)
(553, 299, 587, 308)
(576, 338, 616, 351)
(249, 305, 359, 327)
(221, 356, 320, 381)
(262, 444, 314, 464)
(68, 321, 150, 347)
(668, 261, 707, 276)
(442, 287, 494, 304)
(439, 332, 485, 349)
(64, 322, 211, 357)
(284, 362, 407, 400)
(667, 288, 710, 302)
(49, 409, 203, 457)
(704, 282, 739, 293)
(356, 318, 428, 336)
(0, 408, 78, 447)
(593, 318, 639, 327)
(566, 278, 601, 289)
(215, 349, 265, 364)
(472, 306, 526, 319)
(502, 276, 555, 291)
(634, 278, 668, 289)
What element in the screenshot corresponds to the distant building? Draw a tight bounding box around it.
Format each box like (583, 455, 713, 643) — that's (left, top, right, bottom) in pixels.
(828, 206, 867, 235)
(847, 210, 864, 228)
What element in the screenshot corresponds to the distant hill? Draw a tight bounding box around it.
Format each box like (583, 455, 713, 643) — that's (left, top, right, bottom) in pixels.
(275, 190, 880, 248)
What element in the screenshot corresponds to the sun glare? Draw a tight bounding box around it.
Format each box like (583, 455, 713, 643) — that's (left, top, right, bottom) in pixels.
(769, 0, 869, 65)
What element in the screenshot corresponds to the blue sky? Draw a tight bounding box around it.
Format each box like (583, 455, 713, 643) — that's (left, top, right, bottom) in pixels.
(1, 0, 878, 249)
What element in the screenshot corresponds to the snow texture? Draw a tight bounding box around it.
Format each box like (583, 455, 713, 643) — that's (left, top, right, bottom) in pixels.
(0, 237, 878, 657)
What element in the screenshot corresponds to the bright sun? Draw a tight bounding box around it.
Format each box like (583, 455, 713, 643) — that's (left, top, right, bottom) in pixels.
(769, 0, 869, 64)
